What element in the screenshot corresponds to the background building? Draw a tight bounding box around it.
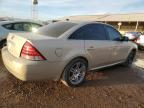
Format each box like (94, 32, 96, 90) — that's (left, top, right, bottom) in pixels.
(60, 13, 144, 34)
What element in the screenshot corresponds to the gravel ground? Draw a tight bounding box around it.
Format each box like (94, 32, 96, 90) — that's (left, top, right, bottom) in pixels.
(0, 52, 144, 108)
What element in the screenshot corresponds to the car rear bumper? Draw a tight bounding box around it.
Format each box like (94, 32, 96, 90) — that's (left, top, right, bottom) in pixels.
(2, 47, 65, 81)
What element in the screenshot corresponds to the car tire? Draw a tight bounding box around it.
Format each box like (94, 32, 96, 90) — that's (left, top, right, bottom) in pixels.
(61, 58, 87, 87)
(0, 39, 7, 49)
(123, 50, 136, 67)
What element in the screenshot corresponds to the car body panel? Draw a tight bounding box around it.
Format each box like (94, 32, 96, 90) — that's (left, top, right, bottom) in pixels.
(110, 41, 132, 62)
(2, 47, 65, 81)
(85, 40, 112, 68)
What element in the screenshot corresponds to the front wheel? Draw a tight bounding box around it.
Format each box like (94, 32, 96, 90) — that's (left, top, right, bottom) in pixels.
(61, 58, 87, 87)
(123, 50, 136, 67)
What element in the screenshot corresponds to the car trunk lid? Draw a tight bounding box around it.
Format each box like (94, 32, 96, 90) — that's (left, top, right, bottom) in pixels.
(7, 32, 55, 58)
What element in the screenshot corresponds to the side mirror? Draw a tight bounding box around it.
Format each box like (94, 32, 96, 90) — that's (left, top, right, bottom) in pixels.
(121, 36, 129, 41)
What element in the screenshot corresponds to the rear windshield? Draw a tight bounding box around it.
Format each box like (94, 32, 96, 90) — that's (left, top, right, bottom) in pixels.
(37, 22, 77, 37)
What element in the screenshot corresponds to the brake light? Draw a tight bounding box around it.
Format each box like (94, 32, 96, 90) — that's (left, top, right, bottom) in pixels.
(20, 41, 46, 61)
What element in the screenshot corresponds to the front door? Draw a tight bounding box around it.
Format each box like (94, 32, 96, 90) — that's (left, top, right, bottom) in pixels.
(83, 24, 112, 68)
(105, 25, 130, 63)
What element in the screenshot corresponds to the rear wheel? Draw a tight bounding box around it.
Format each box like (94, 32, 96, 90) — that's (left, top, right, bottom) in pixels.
(61, 58, 87, 87)
(123, 50, 136, 67)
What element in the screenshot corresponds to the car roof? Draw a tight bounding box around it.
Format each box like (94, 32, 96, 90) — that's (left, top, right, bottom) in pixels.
(46, 21, 115, 39)
(0, 20, 43, 26)
(57, 20, 112, 27)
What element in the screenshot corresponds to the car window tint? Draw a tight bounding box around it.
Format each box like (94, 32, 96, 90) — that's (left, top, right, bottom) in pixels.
(2, 24, 13, 30)
(23, 23, 32, 32)
(38, 22, 77, 37)
(106, 26, 122, 41)
(69, 24, 107, 40)
(13, 23, 23, 31)
(85, 24, 107, 40)
(69, 26, 85, 40)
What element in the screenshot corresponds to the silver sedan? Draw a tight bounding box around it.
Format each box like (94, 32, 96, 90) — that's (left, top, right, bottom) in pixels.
(2, 21, 137, 87)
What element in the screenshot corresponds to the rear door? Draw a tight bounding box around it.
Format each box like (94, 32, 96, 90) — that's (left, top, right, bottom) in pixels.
(105, 25, 130, 62)
(83, 24, 113, 68)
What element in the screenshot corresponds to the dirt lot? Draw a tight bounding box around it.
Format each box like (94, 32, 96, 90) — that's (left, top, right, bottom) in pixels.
(0, 52, 144, 108)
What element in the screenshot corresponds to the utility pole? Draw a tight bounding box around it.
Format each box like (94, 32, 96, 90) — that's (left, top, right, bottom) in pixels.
(31, 0, 38, 20)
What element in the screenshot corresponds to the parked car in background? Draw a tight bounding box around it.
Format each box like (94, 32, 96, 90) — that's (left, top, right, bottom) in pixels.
(2, 22, 137, 87)
(136, 35, 144, 50)
(124, 32, 144, 50)
(0, 20, 43, 48)
(124, 32, 142, 40)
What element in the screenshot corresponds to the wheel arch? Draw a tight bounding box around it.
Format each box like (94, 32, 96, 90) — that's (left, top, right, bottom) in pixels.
(59, 56, 89, 81)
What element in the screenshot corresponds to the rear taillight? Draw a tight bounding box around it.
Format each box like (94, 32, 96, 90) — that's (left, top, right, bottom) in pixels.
(20, 41, 46, 61)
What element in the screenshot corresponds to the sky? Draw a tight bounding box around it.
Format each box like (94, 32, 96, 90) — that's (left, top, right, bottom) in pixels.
(0, 0, 144, 20)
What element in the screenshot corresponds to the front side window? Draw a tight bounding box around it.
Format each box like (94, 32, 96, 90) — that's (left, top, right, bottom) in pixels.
(106, 26, 122, 41)
(69, 24, 107, 40)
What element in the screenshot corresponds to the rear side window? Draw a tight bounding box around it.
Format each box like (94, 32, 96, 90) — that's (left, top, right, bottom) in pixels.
(13, 23, 23, 31)
(2, 24, 13, 30)
(69, 26, 86, 40)
(106, 26, 122, 41)
(69, 24, 107, 40)
(23, 23, 32, 31)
